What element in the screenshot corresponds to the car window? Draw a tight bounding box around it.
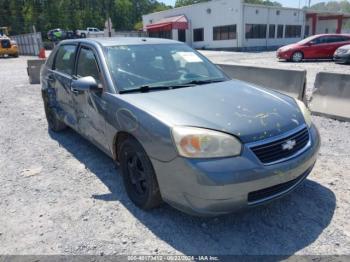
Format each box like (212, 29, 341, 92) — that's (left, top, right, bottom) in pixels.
(54, 45, 76, 75)
(76, 47, 101, 82)
(105, 44, 226, 91)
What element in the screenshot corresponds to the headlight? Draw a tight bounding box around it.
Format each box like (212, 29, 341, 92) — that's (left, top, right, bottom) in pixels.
(171, 126, 242, 158)
(347, 49, 350, 54)
(295, 99, 312, 127)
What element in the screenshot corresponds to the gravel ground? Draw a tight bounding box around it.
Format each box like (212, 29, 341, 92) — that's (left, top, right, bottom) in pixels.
(0, 55, 350, 256)
(200, 50, 350, 96)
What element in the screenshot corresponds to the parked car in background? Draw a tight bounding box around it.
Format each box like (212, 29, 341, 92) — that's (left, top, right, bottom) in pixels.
(334, 44, 350, 64)
(41, 38, 320, 216)
(277, 34, 350, 62)
(76, 27, 104, 38)
(47, 28, 65, 41)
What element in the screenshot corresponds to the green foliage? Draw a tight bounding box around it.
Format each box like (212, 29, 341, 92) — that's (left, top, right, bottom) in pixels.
(0, 0, 171, 35)
(174, 0, 282, 8)
(175, 0, 209, 8)
(244, 0, 282, 7)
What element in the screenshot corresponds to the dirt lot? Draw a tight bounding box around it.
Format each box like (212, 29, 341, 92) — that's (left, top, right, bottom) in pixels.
(200, 50, 350, 95)
(0, 54, 350, 256)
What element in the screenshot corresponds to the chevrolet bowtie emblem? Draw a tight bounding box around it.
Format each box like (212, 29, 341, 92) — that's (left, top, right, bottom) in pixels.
(282, 139, 297, 151)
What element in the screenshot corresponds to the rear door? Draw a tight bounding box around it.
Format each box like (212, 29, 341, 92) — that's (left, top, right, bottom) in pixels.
(328, 35, 350, 55)
(72, 45, 108, 150)
(50, 44, 78, 128)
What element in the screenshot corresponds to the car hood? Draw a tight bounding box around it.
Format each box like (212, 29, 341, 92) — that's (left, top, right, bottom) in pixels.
(279, 43, 300, 51)
(118, 80, 305, 143)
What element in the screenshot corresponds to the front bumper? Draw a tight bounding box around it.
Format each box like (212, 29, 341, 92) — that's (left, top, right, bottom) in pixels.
(151, 124, 320, 216)
(333, 54, 350, 64)
(277, 50, 291, 60)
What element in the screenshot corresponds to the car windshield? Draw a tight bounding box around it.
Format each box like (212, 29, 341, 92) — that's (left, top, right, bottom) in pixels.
(105, 43, 227, 92)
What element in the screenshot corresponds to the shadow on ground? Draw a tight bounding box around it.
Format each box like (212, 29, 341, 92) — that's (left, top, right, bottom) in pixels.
(50, 128, 336, 255)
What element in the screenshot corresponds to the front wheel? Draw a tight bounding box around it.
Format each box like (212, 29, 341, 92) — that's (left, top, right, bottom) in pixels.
(291, 51, 303, 62)
(119, 138, 162, 210)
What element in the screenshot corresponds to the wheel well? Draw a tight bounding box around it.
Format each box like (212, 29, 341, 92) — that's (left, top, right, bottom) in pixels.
(113, 131, 134, 163)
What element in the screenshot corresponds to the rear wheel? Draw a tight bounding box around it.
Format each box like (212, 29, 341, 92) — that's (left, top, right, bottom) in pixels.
(291, 51, 303, 62)
(43, 94, 67, 132)
(81, 33, 86, 38)
(119, 138, 162, 210)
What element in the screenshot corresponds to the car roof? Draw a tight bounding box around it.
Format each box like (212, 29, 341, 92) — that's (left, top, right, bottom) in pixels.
(61, 37, 181, 47)
(314, 33, 350, 37)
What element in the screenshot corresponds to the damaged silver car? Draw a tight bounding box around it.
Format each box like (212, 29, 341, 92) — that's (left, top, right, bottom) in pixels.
(41, 38, 320, 216)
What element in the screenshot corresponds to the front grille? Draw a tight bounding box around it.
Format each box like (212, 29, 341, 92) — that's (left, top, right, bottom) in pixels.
(248, 172, 307, 204)
(0, 39, 11, 49)
(250, 127, 310, 164)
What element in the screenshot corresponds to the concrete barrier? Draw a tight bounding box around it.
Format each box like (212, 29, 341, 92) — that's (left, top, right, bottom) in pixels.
(27, 59, 45, 84)
(217, 63, 306, 101)
(310, 72, 350, 122)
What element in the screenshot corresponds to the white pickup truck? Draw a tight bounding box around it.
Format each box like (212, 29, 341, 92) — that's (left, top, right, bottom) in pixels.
(76, 27, 104, 38)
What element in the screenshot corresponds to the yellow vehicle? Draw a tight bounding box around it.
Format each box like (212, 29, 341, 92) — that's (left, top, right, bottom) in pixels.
(0, 27, 19, 58)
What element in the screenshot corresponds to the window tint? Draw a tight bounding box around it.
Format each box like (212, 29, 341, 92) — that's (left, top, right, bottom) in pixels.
(277, 25, 284, 38)
(326, 36, 349, 43)
(54, 45, 76, 75)
(76, 48, 100, 81)
(193, 28, 204, 42)
(285, 25, 302, 38)
(269, 25, 276, 39)
(213, 25, 236, 40)
(246, 24, 267, 39)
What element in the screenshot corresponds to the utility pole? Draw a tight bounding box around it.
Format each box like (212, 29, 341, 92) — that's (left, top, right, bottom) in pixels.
(309, 0, 311, 8)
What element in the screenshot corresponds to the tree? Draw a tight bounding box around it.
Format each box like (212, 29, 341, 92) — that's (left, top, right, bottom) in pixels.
(244, 0, 282, 7)
(175, 0, 209, 8)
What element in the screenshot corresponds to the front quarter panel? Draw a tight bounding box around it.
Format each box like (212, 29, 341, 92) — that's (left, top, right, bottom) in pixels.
(103, 93, 178, 162)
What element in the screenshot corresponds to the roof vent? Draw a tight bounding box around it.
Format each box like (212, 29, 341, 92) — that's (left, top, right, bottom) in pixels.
(207, 8, 211, 14)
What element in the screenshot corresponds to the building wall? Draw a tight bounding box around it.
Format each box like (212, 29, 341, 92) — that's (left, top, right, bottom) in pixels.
(143, 0, 243, 49)
(316, 19, 338, 34)
(243, 4, 305, 48)
(143, 0, 307, 50)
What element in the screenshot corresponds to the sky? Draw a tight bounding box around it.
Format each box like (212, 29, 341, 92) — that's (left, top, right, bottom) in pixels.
(160, 0, 334, 8)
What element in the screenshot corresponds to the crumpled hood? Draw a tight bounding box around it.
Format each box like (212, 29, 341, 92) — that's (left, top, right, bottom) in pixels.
(118, 80, 305, 143)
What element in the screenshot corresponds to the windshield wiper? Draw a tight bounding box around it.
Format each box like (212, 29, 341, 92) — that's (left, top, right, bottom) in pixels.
(119, 83, 196, 94)
(183, 79, 226, 85)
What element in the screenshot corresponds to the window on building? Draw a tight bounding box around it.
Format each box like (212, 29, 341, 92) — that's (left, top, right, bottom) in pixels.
(304, 25, 310, 37)
(269, 25, 276, 39)
(245, 24, 267, 39)
(193, 28, 204, 42)
(149, 30, 172, 39)
(178, 29, 186, 42)
(277, 25, 284, 38)
(213, 25, 236, 40)
(285, 25, 302, 38)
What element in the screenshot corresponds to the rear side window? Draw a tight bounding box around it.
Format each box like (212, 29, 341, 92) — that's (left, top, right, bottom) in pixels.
(76, 47, 100, 81)
(54, 45, 76, 75)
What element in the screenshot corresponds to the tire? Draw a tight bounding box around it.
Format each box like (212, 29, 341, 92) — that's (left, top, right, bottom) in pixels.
(81, 33, 86, 38)
(119, 137, 162, 210)
(43, 94, 67, 132)
(291, 51, 303, 62)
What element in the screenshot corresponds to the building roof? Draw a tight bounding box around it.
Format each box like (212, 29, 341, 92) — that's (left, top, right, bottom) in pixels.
(145, 15, 188, 32)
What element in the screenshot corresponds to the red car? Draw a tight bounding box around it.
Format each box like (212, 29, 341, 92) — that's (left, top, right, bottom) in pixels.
(277, 34, 350, 62)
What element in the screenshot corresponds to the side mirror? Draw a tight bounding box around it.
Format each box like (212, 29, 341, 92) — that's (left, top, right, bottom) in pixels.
(71, 76, 101, 92)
